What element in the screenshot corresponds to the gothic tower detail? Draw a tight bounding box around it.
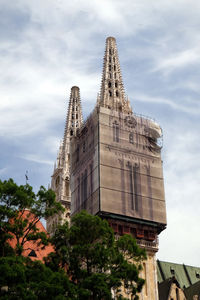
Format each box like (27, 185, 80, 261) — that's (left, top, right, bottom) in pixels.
(46, 86, 83, 235)
(99, 37, 132, 114)
(70, 37, 167, 299)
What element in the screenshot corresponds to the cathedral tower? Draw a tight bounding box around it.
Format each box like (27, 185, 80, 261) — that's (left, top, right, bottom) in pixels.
(47, 86, 83, 235)
(70, 37, 167, 299)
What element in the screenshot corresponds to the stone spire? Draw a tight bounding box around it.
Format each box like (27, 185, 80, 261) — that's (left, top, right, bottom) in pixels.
(61, 86, 83, 168)
(46, 86, 83, 235)
(64, 86, 83, 141)
(99, 37, 132, 114)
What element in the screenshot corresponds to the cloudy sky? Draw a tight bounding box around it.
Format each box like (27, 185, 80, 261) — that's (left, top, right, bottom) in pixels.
(1, 0, 200, 266)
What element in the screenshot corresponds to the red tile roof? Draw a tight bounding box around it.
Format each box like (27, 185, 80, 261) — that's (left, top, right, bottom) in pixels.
(8, 210, 54, 262)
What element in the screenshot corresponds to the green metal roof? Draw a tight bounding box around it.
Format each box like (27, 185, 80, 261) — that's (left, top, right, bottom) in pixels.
(184, 264, 200, 285)
(157, 260, 200, 289)
(184, 280, 200, 300)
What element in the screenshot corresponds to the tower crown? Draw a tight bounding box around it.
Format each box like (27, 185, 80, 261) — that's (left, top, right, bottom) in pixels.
(64, 86, 83, 140)
(99, 37, 132, 114)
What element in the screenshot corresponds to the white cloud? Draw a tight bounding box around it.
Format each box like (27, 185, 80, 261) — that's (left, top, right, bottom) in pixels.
(21, 154, 53, 165)
(153, 47, 200, 74)
(0, 168, 8, 175)
(133, 93, 200, 115)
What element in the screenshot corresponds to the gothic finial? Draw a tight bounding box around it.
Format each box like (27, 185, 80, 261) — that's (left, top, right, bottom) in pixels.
(99, 37, 132, 114)
(63, 86, 83, 143)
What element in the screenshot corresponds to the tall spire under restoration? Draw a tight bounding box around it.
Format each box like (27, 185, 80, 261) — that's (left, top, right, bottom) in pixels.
(46, 86, 83, 236)
(99, 37, 132, 114)
(64, 86, 83, 141)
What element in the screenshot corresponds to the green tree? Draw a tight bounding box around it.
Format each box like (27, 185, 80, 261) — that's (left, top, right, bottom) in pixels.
(0, 178, 64, 256)
(0, 256, 75, 300)
(46, 210, 146, 300)
(0, 178, 74, 299)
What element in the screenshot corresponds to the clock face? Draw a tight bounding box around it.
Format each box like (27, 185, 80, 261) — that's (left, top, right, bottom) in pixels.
(124, 116, 137, 128)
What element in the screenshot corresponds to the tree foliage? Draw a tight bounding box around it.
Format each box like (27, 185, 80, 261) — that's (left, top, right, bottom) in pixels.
(0, 179, 69, 299)
(46, 211, 146, 299)
(0, 178, 64, 256)
(0, 256, 75, 300)
(0, 179, 146, 299)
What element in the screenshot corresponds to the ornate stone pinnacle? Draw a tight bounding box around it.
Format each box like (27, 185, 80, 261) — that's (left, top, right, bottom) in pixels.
(99, 37, 133, 114)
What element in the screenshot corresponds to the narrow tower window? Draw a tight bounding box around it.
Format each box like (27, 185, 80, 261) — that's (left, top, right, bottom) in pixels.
(114, 65, 116, 71)
(108, 81, 112, 88)
(127, 162, 139, 211)
(129, 133, 134, 144)
(83, 169, 87, 208)
(115, 82, 118, 87)
(77, 177, 80, 210)
(81, 173, 84, 207)
(113, 121, 119, 142)
(143, 263, 148, 296)
(133, 164, 139, 211)
(109, 90, 112, 97)
(176, 288, 180, 300)
(83, 141, 86, 153)
(109, 65, 111, 71)
(90, 164, 93, 195)
(116, 91, 119, 97)
(76, 146, 79, 162)
(65, 179, 69, 197)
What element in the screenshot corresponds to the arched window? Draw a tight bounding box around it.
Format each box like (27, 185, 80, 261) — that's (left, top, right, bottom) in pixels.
(108, 81, 112, 88)
(55, 176, 60, 188)
(113, 121, 119, 142)
(77, 177, 80, 209)
(76, 145, 79, 162)
(83, 141, 86, 153)
(116, 90, 119, 97)
(115, 82, 118, 88)
(90, 164, 93, 195)
(84, 169, 87, 204)
(176, 288, 180, 300)
(129, 133, 134, 144)
(109, 90, 112, 97)
(65, 179, 69, 197)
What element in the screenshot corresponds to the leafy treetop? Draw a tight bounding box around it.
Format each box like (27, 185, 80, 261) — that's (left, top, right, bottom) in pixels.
(0, 178, 64, 256)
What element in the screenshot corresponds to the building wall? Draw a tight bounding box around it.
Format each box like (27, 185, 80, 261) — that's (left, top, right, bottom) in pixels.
(140, 252, 159, 300)
(71, 106, 166, 229)
(70, 106, 167, 300)
(99, 106, 166, 225)
(71, 109, 100, 216)
(168, 283, 186, 300)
